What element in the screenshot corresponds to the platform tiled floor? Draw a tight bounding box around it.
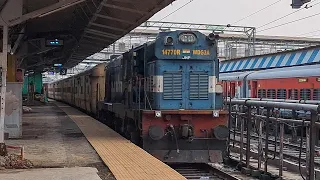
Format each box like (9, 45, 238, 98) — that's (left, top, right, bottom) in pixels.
(56, 102, 186, 180)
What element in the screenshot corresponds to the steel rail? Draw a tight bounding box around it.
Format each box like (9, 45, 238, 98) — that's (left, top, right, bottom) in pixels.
(169, 163, 240, 180)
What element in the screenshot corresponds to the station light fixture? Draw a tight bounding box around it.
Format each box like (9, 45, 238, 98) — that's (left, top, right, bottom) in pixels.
(46, 39, 64, 47)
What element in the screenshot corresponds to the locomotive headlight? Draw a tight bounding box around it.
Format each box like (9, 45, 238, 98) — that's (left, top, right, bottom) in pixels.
(179, 33, 196, 44)
(213, 110, 220, 117)
(164, 36, 174, 45)
(155, 111, 162, 118)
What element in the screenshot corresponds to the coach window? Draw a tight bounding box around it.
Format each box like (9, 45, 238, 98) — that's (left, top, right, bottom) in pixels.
(300, 89, 311, 100)
(313, 89, 320, 100)
(258, 89, 266, 98)
(277, 89, 287, 99)
(267, 89, 276, 99)
(288, 89, 298, 100)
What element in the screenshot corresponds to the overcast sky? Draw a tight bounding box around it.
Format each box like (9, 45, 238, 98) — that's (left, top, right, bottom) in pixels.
(147, 0, 320, 37)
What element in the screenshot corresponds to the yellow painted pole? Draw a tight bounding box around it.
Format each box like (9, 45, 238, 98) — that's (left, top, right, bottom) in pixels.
(7, 54, 16, 82)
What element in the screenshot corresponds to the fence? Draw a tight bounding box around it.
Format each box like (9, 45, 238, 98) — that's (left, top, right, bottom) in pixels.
(227, 98, 320, 180)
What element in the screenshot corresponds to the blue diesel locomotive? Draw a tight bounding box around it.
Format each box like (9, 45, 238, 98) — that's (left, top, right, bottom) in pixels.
(98, 30, 229, 163)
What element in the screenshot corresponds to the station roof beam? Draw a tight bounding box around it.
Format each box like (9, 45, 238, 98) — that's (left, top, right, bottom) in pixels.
(65, 0, 175, 68)
(0, 0, 174, 73)
(101, 2, 146, 15)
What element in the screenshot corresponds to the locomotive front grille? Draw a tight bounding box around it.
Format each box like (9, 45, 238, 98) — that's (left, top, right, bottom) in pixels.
(163, 72, 182, 100)
(189, 73, 209, 100)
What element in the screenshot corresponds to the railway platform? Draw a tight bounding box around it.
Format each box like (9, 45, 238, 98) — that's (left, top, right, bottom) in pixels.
(56, 101, 186, 180)
(1, 100, 185, 180)
(1, 101, 114, 180)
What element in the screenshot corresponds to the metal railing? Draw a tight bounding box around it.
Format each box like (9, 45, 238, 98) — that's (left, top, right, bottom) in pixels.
(136, 77, 152, 111)
(227, 98, 320, 180)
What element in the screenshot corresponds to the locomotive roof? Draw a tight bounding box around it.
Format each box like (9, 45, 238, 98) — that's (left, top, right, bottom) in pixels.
(220, 64, 320, 81)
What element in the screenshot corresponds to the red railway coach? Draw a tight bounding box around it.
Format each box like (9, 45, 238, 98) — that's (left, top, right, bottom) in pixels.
(220, 64, 320, 100)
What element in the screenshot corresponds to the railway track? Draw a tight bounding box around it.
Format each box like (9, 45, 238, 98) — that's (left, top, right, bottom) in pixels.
(169, 163, 239, 180)
(229, 130, 320, 167)
(231, 130, 320, 152)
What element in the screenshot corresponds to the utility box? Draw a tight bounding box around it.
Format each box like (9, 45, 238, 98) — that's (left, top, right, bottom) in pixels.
(4, 82, 23, 138)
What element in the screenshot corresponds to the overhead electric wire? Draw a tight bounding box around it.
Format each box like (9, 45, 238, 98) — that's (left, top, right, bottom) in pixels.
(257, 0, 319, 29)
(257, 11, 320, 33)
(139, 0, 194, 34)
(231, 0, 282, 25)
(158, 0, 194, 22)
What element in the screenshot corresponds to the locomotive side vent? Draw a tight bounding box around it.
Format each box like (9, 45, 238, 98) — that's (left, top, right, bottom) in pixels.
(189, 72, 208, 100)
(163, 72, 182, 99)
(313, 89, 320, 100)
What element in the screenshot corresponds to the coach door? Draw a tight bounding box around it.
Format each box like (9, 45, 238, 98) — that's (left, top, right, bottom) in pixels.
(251, 81, 258, 98)
(230, 82, 236, 98)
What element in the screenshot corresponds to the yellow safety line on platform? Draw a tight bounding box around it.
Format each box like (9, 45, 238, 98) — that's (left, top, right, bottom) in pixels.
(56, 102, 186, 180)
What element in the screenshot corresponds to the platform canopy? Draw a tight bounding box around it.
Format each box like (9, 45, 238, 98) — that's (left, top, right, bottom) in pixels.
(1, 0, 174, 72)
(219, 45, 320, 73)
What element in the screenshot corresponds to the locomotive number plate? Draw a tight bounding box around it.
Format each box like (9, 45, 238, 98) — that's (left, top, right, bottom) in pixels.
(162, 49, 181, 55)
(162, 49, 210, 56)
(192, 50, 210, 55)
